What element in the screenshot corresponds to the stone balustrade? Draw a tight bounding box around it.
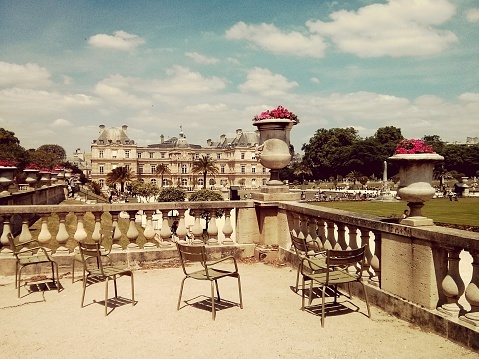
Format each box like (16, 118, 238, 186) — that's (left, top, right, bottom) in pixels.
(0, 196, 478, 349)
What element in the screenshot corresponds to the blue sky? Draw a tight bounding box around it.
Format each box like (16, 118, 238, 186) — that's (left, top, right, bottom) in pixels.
(0, 0, 478, 157)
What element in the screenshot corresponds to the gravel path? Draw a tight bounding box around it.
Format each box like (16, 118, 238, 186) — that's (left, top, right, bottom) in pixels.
(0, 262, 476, 358)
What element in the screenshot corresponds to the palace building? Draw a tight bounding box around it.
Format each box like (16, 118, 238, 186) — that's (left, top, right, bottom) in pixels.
(90, 125, 268, 191)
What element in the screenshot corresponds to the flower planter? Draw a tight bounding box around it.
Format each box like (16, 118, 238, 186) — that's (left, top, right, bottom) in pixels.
(39, 171, 51, 187)
(23, 169, 39, 188)
(253, 119, 295, 186)
(0, 166, 16, 196)
(388, 153, 444, 226)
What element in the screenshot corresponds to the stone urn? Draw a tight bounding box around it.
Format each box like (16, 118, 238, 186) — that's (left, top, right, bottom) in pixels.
(24, 169, 39, 188)
(39, 170, 51, 187)
(388, 153, 444, 226)
(0, 166, 16, 196)
(253, 118, 295, 186)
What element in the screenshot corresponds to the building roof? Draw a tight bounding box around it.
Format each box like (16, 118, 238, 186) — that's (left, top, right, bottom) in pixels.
(94, 125, 134, 145)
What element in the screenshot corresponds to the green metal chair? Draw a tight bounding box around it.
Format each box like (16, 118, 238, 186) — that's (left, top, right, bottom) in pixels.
(79, 241, 135, 316)
(176, 242, 243, 320)
(290, 231, 326, 292)
(301, 245, 371, 327)
(7, 232, 60, 298)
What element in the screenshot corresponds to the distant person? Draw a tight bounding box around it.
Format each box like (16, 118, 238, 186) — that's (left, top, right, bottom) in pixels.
(402, 210, 409, 219)
(301, 191, 306, 200)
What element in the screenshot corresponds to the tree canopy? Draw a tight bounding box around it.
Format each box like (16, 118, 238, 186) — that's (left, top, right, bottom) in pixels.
(106, 166, 134, 192)
(191, 155, 219, 189)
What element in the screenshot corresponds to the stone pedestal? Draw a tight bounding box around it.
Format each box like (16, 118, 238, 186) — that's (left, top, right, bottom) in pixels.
(251, 185, 300, 201)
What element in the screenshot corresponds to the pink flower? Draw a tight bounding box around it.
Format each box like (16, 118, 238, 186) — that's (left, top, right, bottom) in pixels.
(25, 163, 40, 170)
(395, 139, 435, 154)
(0, 160, 17, 167)
(252, 105, 300, 123)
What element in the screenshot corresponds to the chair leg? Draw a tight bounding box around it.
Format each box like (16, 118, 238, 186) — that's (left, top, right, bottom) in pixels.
(321, 284, 326, 328)
(81, 274, 87, 307)
(362, 282, 371, 319)
(113, 275, 118, 298)
(237, 275, 243, 309)
(17, 266, 24, 298)
(15, 262, 19, 289)
(177, 277, 187, 310)
(308, 279, 314, 305)
(210, 280, 216, 320)
(71, 258, 75, 283)
(214, 279, 220, 301)
(130, 272, 135, 306)
(301, 276, 306, 310)
(105, 278, 109, 316)
(295, 263, 301, 292)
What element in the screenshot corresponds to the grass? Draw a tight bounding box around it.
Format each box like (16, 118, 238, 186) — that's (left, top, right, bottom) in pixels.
(311, 197, 479, 227)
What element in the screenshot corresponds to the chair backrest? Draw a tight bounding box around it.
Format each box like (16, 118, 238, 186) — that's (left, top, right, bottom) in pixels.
(79, 242, 105, 275)
(290, 231, 320, 258)
(326, 245, 367, 279)
(176, 242, 207, 274)
(6, 233, 21, 254)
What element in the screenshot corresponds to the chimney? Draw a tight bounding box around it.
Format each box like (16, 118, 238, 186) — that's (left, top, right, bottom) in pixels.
(99, 124, 105, 133)
(122, 124, 128, 132)
(160, 134, 164, 144)
(207, 139, 212, 146)
(236, 129, 243, 137)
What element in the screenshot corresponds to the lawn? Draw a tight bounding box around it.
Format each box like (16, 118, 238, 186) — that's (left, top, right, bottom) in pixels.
(312, 197, 479, 228)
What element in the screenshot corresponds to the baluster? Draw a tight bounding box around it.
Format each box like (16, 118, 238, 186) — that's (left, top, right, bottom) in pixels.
(299, 214, 307, 240)
(207, 211, 218, 245)
(159, 210, 173, 247)
(304, 216, 314, 244)
(74, 213, 88, 244)
(110, 211, 123, 251)
(37, 213, 52, 254)
(360, 228, 373, 279)
(55, 212, 70, 254)
(176, 209, 187, 243)
(348, 226, 358, 249)
(126, 210, 140, 249)
(324, 220, 336, 250)
(19, 214, 33, 246)
(336, 223, 347, 250)
(222, 208, 234, 244)
(143, 210, 157, 250)
(310, 218, 322, 250)
(370, 231, 381, 287)
(439, 246, 465, 317)
(191, 210, 204, 245)
(460, 250, 479, 326)
(91, 211, 102, 244)
(290, 212, 300, 239)
(0, 215, 13, 254)
(317, 218, 326, 247)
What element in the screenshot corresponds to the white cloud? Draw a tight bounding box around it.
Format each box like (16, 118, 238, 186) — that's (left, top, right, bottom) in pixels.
(94, 76, 150, 108)
(225, 22, 327, 58)
(184, 103, 227, 113)
(307, 0, 457, 57)
(185, 52, 219, 64)
(50, 118, 73, 127)
(0, 62, 52, 88)
(159, 66, 226, 94)
(310, 77, 320, 84)
(466, 8, 479, 22)
(88, 30, 145, 51)
(238, 67, 298, 96)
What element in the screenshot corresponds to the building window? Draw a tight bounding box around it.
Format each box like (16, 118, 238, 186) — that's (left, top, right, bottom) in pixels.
(197, 178, 204, 187)
(217, 153, 221, 159)
(151, 179, 157, 185)
(151, 165, 156, 174)
(137, 152, 142, 158)
(161, 152, 165, 159)
(182, 178, 188, 187)
(99, 179, 104, 187)
(263, 167, 266, 173)
(252, 152, 256, 160)
(99, 150, 104, 159)
(125, 150, 130, 159)
(149, 152, 154, 159)
(125, 164, 130, 171)
(181, 164, 188, 174)
(220, 165, 225, 174)
(252, 166, 256, 173)
(195, 153, 199, 160)
(99, 165, 104, 174)
(241, 165, 246, 174)
(139, 165, 143, 174)
(112, 150, 117, 159)
(241, 152, 245, 159)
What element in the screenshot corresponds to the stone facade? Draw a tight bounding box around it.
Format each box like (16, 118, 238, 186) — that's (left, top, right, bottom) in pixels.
(90, 125, 268, 191)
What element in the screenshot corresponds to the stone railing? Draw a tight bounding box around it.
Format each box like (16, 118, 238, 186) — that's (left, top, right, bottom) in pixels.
(274, 201, 479, 347)
(0, 197, 478, 348)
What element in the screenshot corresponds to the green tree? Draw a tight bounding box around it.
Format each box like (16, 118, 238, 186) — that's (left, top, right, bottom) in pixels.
(156, 187, 186, 202)
(191, 155, 219, 189)
(301, 127, 360, 180)
(292, 161, 312, 184)
(106, 166, 134, 193)
(154, 163, 171, 187)
(188, 189, 224, 230)
(128, 181, 160, 202)
(0, 128, 27, 166)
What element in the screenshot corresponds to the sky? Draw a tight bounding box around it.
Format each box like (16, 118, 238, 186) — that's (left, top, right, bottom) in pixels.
(0, 0, 478, 158)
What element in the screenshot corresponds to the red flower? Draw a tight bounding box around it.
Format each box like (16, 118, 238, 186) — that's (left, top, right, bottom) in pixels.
(395, 139, 435, 154)
(252, 105, 300, 123)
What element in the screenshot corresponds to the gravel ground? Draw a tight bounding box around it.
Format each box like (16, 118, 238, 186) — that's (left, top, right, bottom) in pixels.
(0, 261, 476, 359)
